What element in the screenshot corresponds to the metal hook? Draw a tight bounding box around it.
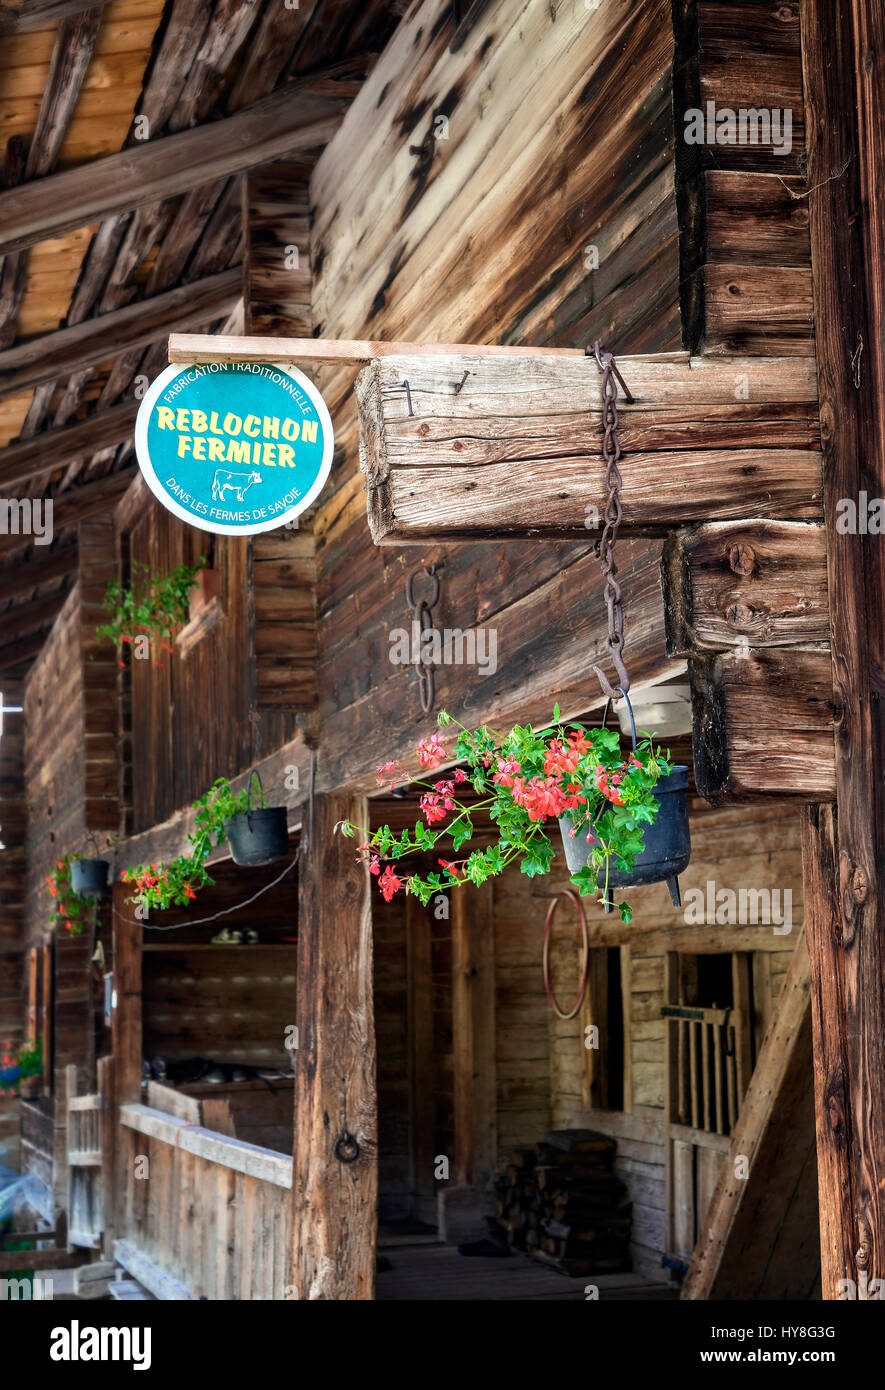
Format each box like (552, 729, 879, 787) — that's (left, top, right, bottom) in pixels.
(592, 639, 631, 704)
(589, 339, 634, 404)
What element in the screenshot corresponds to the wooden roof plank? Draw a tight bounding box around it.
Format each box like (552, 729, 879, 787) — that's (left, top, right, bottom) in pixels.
(0, 61, 366, 256)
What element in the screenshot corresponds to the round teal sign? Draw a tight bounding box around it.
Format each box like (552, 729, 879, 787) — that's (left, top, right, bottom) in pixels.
(135, 361, 334, 535)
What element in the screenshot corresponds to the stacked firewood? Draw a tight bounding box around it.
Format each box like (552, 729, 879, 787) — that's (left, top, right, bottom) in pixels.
(488, 1129, 631, 1275)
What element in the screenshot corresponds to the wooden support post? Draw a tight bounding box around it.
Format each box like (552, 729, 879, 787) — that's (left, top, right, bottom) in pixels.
(97, 1054, 115, 1259)
(801, 0, 885, 1296)
(111, 881, 141, 1242)
(406, 894, 436, 1215)
(451, 881, 496, 1190)
(40, 943, 52, 1092)
(292, 794, 376, 1300)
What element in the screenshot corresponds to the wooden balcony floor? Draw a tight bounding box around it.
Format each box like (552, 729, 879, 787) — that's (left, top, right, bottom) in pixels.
(375, 1242, 679, 1301)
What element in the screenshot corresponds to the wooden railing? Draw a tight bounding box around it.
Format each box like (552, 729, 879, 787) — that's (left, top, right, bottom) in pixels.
(66, 1058, 113, 1251)
(662, 1004, 752, 1137)
(117, 1102, 292, 1300)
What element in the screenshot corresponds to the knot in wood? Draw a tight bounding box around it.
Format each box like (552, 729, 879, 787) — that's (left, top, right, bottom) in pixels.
(851, 865, 869, 903)
(418, 422, 430, 437)
(856, 1244, 870, 1268)
(726, 602, 754, 627)
(727, 542, 756, 576)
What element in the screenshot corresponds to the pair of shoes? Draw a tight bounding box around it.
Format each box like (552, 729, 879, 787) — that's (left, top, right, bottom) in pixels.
(211, 928, 242, 944)
(243, 929, 259, 944)
(203, 1067, 226, 1084)
(230, 1067, 248, 1083)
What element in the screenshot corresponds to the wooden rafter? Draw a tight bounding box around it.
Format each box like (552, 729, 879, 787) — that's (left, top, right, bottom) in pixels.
(0, 467, 134, 559)
(0, 62, 367, 257)
(0, 542, 77, 600)
(0, 399, 138, 490)
(0, 270, 240, 402)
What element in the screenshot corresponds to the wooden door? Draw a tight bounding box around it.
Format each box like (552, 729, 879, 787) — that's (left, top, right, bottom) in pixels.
(663, 952, 754, 1265)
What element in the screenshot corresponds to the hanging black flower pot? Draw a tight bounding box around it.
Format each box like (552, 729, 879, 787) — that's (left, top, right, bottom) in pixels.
(225, 807, 289, 866)
(559, 765, 690, 905)
(71, 858, 109, 895)
(558, 694, 691, 911)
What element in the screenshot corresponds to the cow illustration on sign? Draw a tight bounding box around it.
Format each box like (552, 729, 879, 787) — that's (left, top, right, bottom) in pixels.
(211, 468, 262, 503)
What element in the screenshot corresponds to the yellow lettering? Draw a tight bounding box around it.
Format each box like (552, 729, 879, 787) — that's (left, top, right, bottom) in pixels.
(244, 414, 261, 437)
(227, 440, 250, 464)
(192, 436, 206, 460)
(224, 413, 242, 435)
(191, 409, 208, 433)
(281, 418, 300, 442)
(176, 408, 190, 431)
(301, 420, 318, 444)
(278, 443, 296, 468)
(208, 439, 225, 462)
(177, 435, 192, 457)
(262, 442, 277, 466)
(263, 416, 279, 439)
(157, 407, 175, 429)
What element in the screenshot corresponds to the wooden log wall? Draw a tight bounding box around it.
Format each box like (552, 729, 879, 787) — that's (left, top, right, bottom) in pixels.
(24, 526, 118, 938)
(141, 858, 299, 1075)
(125, 498, 252, 831)
(0, 675, 25, 1046)
(308, 0, 683, 793)
(678, 0, 812, 355)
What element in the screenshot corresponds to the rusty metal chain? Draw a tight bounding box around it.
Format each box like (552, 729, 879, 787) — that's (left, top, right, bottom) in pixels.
(406, 563, 441, 714)
(588, 340, 634, 701)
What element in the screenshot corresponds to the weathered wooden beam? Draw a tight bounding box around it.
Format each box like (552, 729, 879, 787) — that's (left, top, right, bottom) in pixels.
(318, 540, 682, 794)
(681, 938, 818, 1299)
(292, 792, 376, 1300)
(801, 0, 885, 1299)
(0, 468, 135, 558)
(0, 630, 51, 671)
(662, 520, 829, 653)
(690, 648, 836, 803)
(352, 352, 821, 542)
(0, 591, 68, 646)
(0, 272, 240, 402)
(0, 400, 138, 490)
(0, 64, 366, 257)
(0, 1, 104, 36)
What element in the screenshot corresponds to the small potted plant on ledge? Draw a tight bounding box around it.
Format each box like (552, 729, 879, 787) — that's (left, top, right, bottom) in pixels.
(0, 1038, 43, 1099)
(337, 704, 690, 923)
(123, 772, 290, 912)
(95, 555, 209, 664)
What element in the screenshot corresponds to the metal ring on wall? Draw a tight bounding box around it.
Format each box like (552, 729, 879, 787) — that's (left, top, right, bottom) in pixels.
(541, 889, 591, 1020)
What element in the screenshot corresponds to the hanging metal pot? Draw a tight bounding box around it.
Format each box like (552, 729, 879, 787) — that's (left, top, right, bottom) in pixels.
(71, 858, 109, 895)
(224, 770, 289, 866)
(558, 695, 690, 911)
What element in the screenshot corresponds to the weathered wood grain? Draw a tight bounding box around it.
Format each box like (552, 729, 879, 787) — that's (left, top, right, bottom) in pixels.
(800, 0, 885, 1298)
(292, 792, 376, 1300)
(690, 648, 836, 803)
(662, 520, 829, 652)
(353, 352, 821, 541)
